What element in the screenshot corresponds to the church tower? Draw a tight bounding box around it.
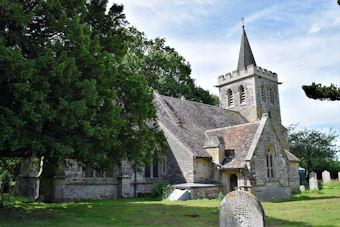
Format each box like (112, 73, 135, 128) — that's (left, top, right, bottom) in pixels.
(217, 26, 282, 131)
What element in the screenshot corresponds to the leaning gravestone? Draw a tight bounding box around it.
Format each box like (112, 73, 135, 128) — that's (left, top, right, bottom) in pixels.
(220, 190, 265, 227)
(299, 185, 306, 192)
(322, 170, 331, 183)
(309, 171, 319, 191)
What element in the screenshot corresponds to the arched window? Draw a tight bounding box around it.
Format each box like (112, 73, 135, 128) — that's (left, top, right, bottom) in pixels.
(261, 85, 266, 103)
(269, 88, 274, 105)
(239, 85, 246, 104)
(227, 89, 234, 107)
(266, 146, 274, 179)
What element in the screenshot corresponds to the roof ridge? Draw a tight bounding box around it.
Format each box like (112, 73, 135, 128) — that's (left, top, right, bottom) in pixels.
(204, 121, 258, 136)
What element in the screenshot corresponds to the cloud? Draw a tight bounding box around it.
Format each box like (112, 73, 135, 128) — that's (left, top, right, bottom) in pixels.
(108, 0, 340, 134)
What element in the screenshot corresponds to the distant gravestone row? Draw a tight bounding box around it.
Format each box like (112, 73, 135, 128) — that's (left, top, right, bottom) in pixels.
(300, 170, 340, 192)
(220, 190, 265, 227)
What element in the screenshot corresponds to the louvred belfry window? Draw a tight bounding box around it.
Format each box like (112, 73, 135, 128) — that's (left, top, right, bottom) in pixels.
(227, 89, 234, 107)
(269, 88, 274, 105)
(240, 85, 246, 104)
(261, 85, 266, 103)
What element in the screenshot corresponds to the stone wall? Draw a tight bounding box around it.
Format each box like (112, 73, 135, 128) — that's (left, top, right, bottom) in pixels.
(253, 182, 291, 201)
(250, 120, 291, 201)
(288, 162, 300, 190)
(64, 178, 118, 201)
(193, 158, 211, 182)
(189, 186, 222, 199)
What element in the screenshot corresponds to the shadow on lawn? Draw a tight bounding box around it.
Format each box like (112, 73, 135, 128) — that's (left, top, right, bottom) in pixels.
(0, 198, 220, 226)
(266, 216, 337, 227)
(272, 195, 340, 203)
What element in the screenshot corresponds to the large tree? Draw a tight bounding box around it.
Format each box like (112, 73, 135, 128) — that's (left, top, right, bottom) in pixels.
(0, 0, 167, 167)
(288, 126, 339, 178)
(125, 28, 218, 106)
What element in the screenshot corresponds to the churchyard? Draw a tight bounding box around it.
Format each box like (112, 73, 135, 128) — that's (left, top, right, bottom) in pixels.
(1, 181, 340, 227)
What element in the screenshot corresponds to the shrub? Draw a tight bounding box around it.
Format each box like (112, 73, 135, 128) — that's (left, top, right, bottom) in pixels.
(2, 194, 16, 208)
(217, 192, 224, 201)
(150, 180, 173, 199)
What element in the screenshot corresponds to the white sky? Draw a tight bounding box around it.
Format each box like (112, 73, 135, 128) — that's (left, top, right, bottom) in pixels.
(109, 0, 340, 143)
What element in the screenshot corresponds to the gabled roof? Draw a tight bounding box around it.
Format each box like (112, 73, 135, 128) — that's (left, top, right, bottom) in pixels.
(285, 150, 300, 162)
(237, 27, 256, 71)
(205, 122, 259, 169)
(154, 92, 248, 157)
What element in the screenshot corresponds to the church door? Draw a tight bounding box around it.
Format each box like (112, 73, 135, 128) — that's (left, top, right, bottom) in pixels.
(230, 174, 238, 191)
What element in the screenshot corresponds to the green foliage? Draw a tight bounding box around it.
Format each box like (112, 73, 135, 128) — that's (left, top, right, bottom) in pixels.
(1, 194, 15, 208)
(126, 27, 218, 106)
(0, 158, 21, 184)
(217, 192, 224, 201)
(288, 126, 339, 178)
(0, 0, 167, 167)
(150, 180, 173, 198)
(302, 83, 340, 101)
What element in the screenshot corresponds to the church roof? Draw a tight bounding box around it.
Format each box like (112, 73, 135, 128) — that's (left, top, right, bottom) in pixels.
(285, 150, 300, 162)
(205, 122, 259, 169)
(154, 92, 248, 157)
(237, 27, 256, 71)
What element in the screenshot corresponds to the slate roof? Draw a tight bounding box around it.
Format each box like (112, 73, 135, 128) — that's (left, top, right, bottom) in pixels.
(237, 27, 256, 71)
(285, 150, 300, 162)
(205, 123, 259, 169)
(154, 93, 248, 157)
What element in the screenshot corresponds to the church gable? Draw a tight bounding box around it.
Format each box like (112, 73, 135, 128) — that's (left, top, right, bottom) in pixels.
(249, 115, 290, 187)
(205, 122, 259, 169)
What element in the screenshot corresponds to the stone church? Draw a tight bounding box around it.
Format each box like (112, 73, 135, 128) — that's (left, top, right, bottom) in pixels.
(16, 27, 300, 202)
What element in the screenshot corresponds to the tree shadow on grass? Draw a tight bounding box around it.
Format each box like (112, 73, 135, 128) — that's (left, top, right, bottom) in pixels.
(272, 195, 340, 203)
(0, 198, 220, 226)
(266, 216, 337, 227)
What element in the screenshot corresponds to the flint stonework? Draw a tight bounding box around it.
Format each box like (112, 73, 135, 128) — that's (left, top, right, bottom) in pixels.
(309, 172, 318, 191)
(220, 190, 265, 227)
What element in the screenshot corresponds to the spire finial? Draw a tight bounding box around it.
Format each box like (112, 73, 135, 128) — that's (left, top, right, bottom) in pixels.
(241, 17, 245, 29)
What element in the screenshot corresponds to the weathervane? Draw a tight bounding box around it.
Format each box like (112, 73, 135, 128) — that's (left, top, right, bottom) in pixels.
(241, 17, 245, 28)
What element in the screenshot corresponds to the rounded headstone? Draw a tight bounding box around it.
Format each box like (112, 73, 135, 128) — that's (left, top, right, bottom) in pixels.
(220, 190, 265, 227)
(322, 170, 331, 183)
(299, 185, 306, 192)
(309, 171, 319, 191)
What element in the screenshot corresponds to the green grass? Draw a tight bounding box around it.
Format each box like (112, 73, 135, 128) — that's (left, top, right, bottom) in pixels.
(1, 182, 340, 226)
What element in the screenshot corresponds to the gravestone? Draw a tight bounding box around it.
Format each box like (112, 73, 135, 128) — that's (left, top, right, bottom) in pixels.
(338, 172, 340, 182)
(220, 190, 265, 227)
(309, 171, 318, 191)
(299, 185, 305, 192)
(322, 170, 331, 183)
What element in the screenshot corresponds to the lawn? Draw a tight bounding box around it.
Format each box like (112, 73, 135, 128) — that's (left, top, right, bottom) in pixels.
(1, 182, 340, 227)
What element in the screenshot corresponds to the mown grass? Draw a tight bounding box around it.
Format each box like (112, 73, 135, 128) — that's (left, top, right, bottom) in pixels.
(0, 182, 340, 227)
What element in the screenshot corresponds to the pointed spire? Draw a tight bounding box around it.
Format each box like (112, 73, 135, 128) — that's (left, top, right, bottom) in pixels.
(237, 24, 256, 71)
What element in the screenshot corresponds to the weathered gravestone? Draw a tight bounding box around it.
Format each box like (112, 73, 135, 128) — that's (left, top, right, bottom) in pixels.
(220, 190, 265, 227)
(338, 172, 340, 182)
(299, 185, 305, 192)
(322, 170, 331, 183)
(309, 172, 318, 191)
